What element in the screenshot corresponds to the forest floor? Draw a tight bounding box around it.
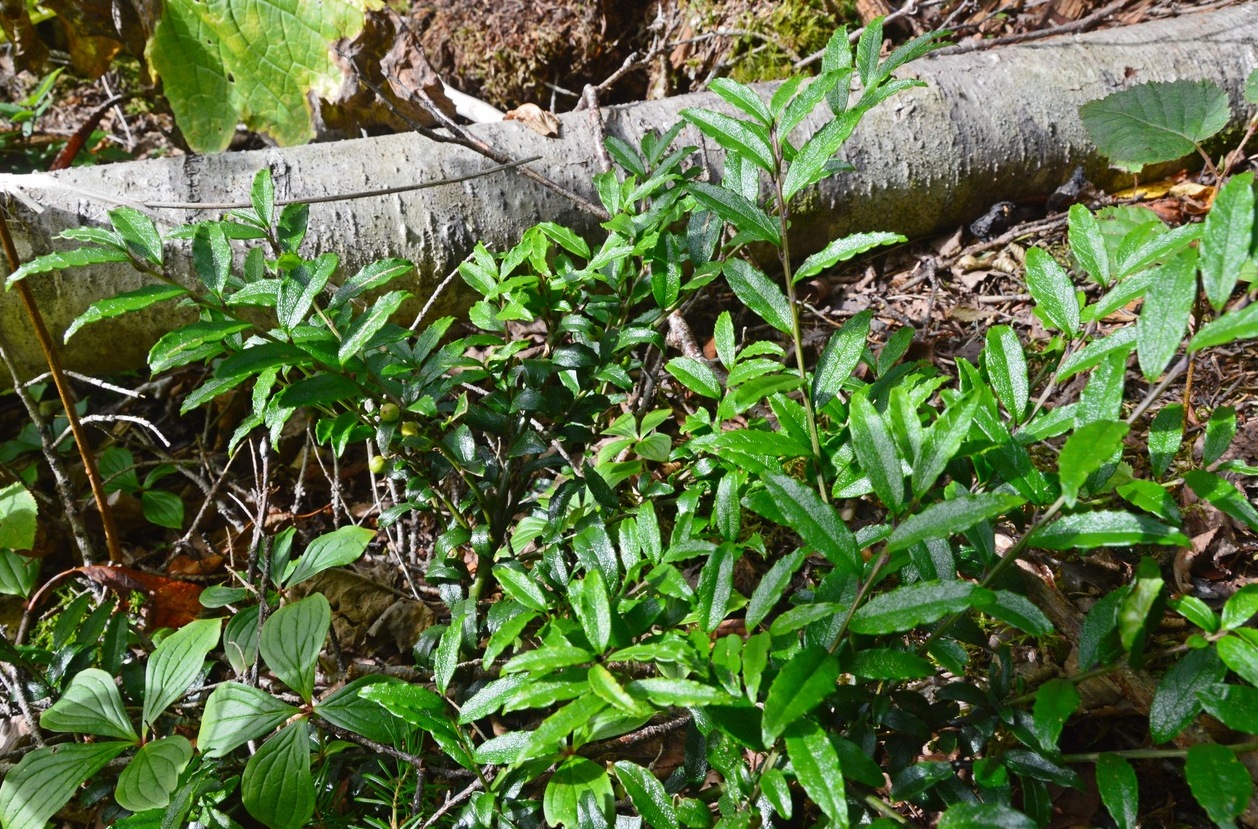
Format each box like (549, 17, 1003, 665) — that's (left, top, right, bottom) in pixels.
(2, 1, 1257, 827)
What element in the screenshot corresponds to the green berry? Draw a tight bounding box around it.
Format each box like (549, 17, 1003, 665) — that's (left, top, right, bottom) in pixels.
(380, 403, 401, 423)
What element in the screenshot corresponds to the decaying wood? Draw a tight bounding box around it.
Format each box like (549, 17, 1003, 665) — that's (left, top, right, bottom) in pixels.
(0, 3, 1255, 381)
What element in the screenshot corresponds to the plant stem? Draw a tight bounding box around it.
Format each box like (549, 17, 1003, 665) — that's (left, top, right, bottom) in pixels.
(1063, 740, 1258, 763)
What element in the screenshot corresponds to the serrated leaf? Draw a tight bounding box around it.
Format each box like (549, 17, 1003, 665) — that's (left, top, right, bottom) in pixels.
(65, 284, 188, 342)
(6, 246, 131, 286)
(628, 678, 735, 708)
(1057, 326, 1137, 381)
(1080, 80, 1231, 170)
(198, 679, 301, 759)
(1031, 678, 1080, 752)
(1186, 743, 1252, 828)
(1096, 753, 1138, 829)
(273, 373, 361, 408)
(1201, 172, 1255, 311)
(1025, 247, 1080, 336)
(241, 719, 314, 829)
(1137, 249, 1197, 379)
(143, 617, 222, 729)
(761, 474, 860, 574)
(746, 548, 807, 631)
(1147, 403, 1184, 478)
(330, 258, 415, 308)
(784, 719, 847, 826)
(0, 741, 129, 829)
(575, 569, 614, 651)
(1190, 301, 1258, 351)
(108, 206, 163, 265)
(666, 357, 722, 399)
(148, 321, 251, 373)
(724, 260, 792, 333)
(1203, 406, 1238, 466)
(149, 0, 371, 152)
(938, 803, 1036, 829)
(1149, 647, 1225, 743)
(782, 111, 861, 201)
(850, 648, 933, 680)
(615, 761, 679, 829)
(493, 562, 551, 611)
(1028, 510, 1189, 550)
(338, 290, 409, 363)
(761, 646, 838, 743)
(695, 545, 734, 633)
(795, 232, 904, 281)
(912, 393, 978, 498)
(282, 525, 374, 587)
(40, 668, 137, 741)
(687, 181, 779, 245)
(1069, 203, 1112, 285)
(1184, 470, 1258, 532)
(888, 492, 1025, 552)
(1058, 421, 1129, 507)
(259, 593, 329, 702)
(681, 107, 775, 172)
(0, 482, 38, 551)
(850, 393, 904, 512)
(813, 309, 871, 407)
(850, 580, 982, 635)
(114, 735, 193, 813)
(984, 325, 1028, 423)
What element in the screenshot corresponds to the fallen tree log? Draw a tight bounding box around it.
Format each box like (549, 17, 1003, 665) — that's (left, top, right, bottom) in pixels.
(1, 3, 1255, 380)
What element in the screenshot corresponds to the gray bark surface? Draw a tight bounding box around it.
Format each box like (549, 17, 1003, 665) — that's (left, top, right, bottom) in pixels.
(1, 3, 1256, 380)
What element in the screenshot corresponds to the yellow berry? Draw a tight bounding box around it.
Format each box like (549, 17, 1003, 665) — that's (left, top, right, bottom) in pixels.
(380, 403, 401, 423)
(400, 421, 419, 437)
(368, 455, 387, 474)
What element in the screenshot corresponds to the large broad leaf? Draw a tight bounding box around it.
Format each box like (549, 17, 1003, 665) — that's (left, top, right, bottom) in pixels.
(1028, 511, 1188, 550)
(259, 593, 330, 702)
(545, 757, 614, 829)
(198, 681, 299, 757)
(149, 0, 372, 152)
(850, 580, 984, 635)
(784, 719, 848, 827)
(1079, 80, 1231, 171)
(761, 646, 838, 744)
(0, 482, 37, 551)
(241, 720, 314, 829)
(40, 668, 138, 741)
(143, 617, 222, 729)
(1186, 743, 1253, 828)
(1149, 647, 1225, 744)
(114, 735, 194, 813)
(0, 742, 130, 829)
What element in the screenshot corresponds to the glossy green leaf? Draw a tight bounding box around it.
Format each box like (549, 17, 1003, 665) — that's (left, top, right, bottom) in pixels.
(795, 232, 904, 282)
(282, 525, 375, 587)
(1028, 511, 1188, 550)
(761, 474, 860, 574)
(1079, 80, 1230, 170)
(1203, 406, 1238, 466)
(114, 735, 193, 813)
(40, 668, 137, 741)
(616, 761, 678, 829)
(1189, 301, 1258, 352)
(241, 719, 314, 829)
(6, 246, 130, 286)
(1223, 584, 1258, 631)
(850, 648, 933, 680)
(526, 694, 607, 755)
(696, 545, 734, 633)
(148, 321, 251, 373)
(143, 617, 221, 729)
(1057, 326, 1137, 381)
(784, 719, 847, 826)
(1032, 679, 1080, 752)
(545, 756, 614, 828)
(338, 290, 409, 363)
(982, 589, 1053, 636)
(1198, 683, 1258, 734)
(746, 548, 807, 630)
(1218, 634, 1258, 687)
(316, 675, 412, 745)
(1201, 172, 1255, 310)
(783, 110, 861, 200)
(628, 678, 735, 708)
(259, 593, 329, 702)
(494, 562, 551, 611)
(761, 646, 838, 743)
(1147, 404, 1184, 477)
(850, 580, 982, 635)
(888, 492, 1025, 552)
(681, 107, 775, 172)
(1115, 222, 1200, 280)
(813, 309, 871, 407)
(329, 258, 414, 308)
(1149, 647, 1225, 744)
(65, 284, 189, 342)
(724, 260, 792, 333)
(198, 681, 298, 757)
(709, 77, 772, 124)
(984, 325, 1028, 423)
(0, 482, 37, 551)
(850, 392, 904, 512)
(1137, 249, 1197, 379)
(1069, 203, 1111, 285)
(434, 603, 468, 694)
(1025, 247, 1080, 336)
(687, 181, 779, 245)
(1058, 421, 1129, 507)
(109, 206, 163, 265)
(912, 393, 978, 498)
(575, 569, 614, 651)
(1186, 743, 1252, 828)
(666, 357, 722, 399)
(0, 741, 129, 829)
(938, 803, 1036, 829)
(1096, 753, 1138, 829)
(1184, 470, 1258, 532)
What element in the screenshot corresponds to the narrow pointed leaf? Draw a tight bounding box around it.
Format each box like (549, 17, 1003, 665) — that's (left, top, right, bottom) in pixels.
(762, 474, 860, 574)
(984, 325, 1028, 423)
(762, 646, 838, 743)
(784, 719, 847, 827)
(1028, 511, 1188, 550)
(1025, 247, 1080, 336)
(1137, 250, 1197, 379)
(687, 181, 779, 245)
(681, 107, 775, 172)
(850, 393, 904, 511)
(795, 232, 904, 281)
(850, 581, 982, 635)
(1058, 421, 1129, 507)
(888, 492, 1025, 552)
(615, 761, 679, 829)
(813, 309, 871, 406)
(1200, 172, 1255, 310)
(1096, 753, 1139, 829)
(724, 260, 792, 333)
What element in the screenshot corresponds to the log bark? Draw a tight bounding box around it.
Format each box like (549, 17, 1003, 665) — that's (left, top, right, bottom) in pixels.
(1, 3, 1256, 380)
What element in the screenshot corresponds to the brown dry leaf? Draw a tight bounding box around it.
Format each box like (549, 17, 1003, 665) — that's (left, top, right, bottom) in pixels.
(504, 103, 561, 138)
(288, 569, 436, 654)
(78, 565, 204, 629)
